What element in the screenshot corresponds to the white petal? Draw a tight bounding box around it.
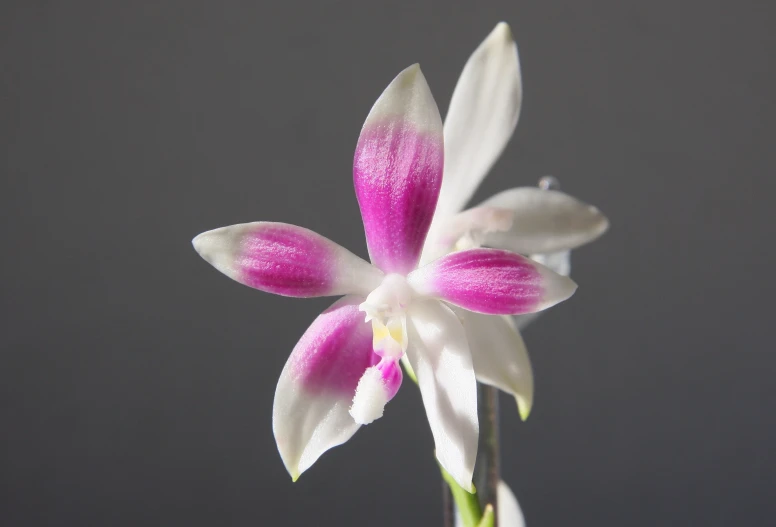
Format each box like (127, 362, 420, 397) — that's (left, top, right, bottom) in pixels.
(436, 22, 522, 218)
(478, 187, 609, 255)
(513, 250, 571, 331)
(461, 311, 533, 420)
(406, 299, 479, 491)
(454, 480, 525, 527)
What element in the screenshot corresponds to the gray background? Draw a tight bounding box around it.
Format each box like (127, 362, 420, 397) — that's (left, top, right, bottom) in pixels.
(2, 1, 774, 525)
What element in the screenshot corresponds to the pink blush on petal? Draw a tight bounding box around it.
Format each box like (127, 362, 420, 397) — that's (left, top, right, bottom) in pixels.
(238, 224, 337, 296)
(409, 249, 544, 314)
(354, 123, 444, 275)
(288, 299, 376, 396)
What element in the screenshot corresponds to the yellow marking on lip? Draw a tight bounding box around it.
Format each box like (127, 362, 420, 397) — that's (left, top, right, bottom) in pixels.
(371, 318, 405, 350)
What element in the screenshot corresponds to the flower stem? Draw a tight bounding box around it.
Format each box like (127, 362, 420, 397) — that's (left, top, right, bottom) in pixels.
(439, 463, 482, 527)
(475, 384, 500, 525)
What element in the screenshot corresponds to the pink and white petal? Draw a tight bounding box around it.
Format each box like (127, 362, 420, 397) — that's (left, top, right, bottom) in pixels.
(272, 296, 376, 480)
(454, 480, 525, 527)
(353, 64, 444, 274)
(406, 299, 478, 492)
(408, 248, 577, 315)
(435, 22, 522, 219)
(193, 222, 383, 298)
(478, 187, 609, 255)
(513, 250, 571, 330)
(461, 311, 533, 420)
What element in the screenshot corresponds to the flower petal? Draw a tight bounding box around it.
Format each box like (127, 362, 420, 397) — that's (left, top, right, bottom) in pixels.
(353, 64, 444, 274)
(193, 222, 383, 298)
(272, 296, 376, 480)
(408, 248, 577, 315)
(406, 299, 478, 492)
(478, 187, 609, 254)
(436, 22, 522, 218)
(513, 250, 571, 330)
(461, 311, 533, 420)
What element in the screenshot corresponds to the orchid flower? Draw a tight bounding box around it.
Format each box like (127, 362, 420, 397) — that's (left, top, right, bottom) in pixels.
(192, 65, 576, 490)
(420, 22, 610, 420)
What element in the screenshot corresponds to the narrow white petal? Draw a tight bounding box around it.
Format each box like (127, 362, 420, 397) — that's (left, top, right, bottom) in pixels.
(461, 311, 533, 420)
(436, 22, 522, 218)
(479, 187, 609, 255)
(406, 299, 479, 492)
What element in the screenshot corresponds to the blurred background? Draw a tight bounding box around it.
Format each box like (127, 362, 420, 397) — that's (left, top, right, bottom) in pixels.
(2, 1, 774, 525)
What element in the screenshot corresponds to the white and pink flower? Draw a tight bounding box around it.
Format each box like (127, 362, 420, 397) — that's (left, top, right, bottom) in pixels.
(193, 64, 576, 490)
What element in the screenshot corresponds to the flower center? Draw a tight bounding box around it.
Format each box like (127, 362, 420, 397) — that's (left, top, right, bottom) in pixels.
(358, 273, 414, 358)
(349, 274, 415, 425)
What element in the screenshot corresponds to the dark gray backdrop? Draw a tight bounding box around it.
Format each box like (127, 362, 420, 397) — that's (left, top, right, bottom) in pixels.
(2, 1, 774, 526)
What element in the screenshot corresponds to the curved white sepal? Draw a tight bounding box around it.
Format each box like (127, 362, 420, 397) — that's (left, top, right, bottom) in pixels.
(460, 311, 533, 420)
(478, 187, 609, 255)
(436, 22, 522, 218)
(406, 299, 479, 492)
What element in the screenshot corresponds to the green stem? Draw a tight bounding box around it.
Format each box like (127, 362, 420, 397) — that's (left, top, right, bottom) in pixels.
(439, 463, 482, 527)
(438, 385, 500, 527)
(403, 361, 498, 527)
(475, 384, 500, 525)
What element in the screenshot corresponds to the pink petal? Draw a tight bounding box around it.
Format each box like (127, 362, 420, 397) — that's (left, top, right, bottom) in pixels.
(273, 296, 377, 480)
(193, 222, 383, 298)
(408, 248, 577, 315)
(353, 64, 444, 274)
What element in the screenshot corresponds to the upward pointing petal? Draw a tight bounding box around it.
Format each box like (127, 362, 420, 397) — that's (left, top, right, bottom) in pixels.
(436, 22, 522, 218)
(354, 64, 444, 274)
